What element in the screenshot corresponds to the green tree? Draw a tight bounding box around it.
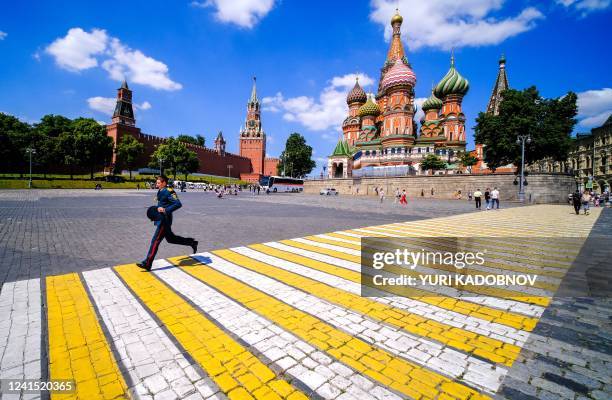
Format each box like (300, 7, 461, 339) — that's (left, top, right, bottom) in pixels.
(277, 133, 316, 178)
(0, 113, 31, 175)
(56, 130, 79, 179)
(421, 154, 447, 174)
(32, 115, 72, 177)
(71, 118, 114, 179)
(459, 151, 478, 173)
(115, 135, 145, 180)
(474, 86, 577, 172)
(177, 134, 205, 147)
(150, 137, 199, 180)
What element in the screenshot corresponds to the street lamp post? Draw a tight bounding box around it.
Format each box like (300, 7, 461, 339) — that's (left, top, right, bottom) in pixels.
(26, 148, 36, 189)
(158, 157, 165, 175)
(227, 165, 233, 185)
(516, 134, 531, 203)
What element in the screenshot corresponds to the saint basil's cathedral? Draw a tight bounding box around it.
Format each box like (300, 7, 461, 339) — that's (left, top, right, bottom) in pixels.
(328, 10, 470, 178)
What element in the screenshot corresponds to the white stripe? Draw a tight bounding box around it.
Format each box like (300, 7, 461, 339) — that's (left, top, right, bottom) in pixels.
(83, 268, 221, 400)
(198, 252, 507, 393)
(152, 262, 400, 400)
(291, 238, 361, 256)
(0, 279, 42, 386)
(260, 242, 532, 344)
(286, 238, 545, 317)
(264, 242, 361, 272)
(235, 246, 531, 346)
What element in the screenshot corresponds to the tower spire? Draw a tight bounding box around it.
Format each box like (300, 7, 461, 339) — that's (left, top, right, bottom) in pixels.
(386, 9, 405, 63)
(112, 79, 135, 126)
(486, 54, 509, 115)
(249, 76, 258, 104)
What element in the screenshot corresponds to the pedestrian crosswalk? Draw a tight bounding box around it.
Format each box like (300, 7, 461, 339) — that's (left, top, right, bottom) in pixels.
(0, 205, 601, 399)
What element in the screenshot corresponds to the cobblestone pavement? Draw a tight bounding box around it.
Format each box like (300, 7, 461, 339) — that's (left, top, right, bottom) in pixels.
(0, 189, 511, 285)
(0, 192, 610, 399)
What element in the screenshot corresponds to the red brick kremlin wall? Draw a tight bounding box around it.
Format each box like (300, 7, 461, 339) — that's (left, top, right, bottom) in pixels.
(264, 157, 279, 176)
(107, 123, 252, 179)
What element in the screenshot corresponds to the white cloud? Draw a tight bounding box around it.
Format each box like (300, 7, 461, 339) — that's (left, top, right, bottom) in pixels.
(557, 0, 610, 15)
(87, 96, 152, 116)
(577, 88, 612, 128)
(262, 73, 374, 132)
(370, 0, 544, 50)
(192, 0, 276, 28)
(87, 96, 116, 115)
(46, 28, 181, 90)
(101, 38, 182, 91)
(46, 28, 108, 71)
(0, 31, 7, 40)
(414, 97, 428, 123)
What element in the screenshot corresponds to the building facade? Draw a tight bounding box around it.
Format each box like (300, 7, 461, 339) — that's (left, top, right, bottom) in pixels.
(531, 115, 612, 192)
(328, 10, 469, 178)
(106, 79, 278, 182)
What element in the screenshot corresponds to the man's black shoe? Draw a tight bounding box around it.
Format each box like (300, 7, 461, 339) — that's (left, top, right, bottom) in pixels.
(191, 241, 199, 254)
(136, 262, 151, 271)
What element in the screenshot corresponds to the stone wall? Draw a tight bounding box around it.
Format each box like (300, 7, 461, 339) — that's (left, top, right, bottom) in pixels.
(304, 173, 575, 203)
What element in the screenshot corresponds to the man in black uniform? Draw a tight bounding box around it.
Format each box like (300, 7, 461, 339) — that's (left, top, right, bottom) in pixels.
(137, 175, 198, 271)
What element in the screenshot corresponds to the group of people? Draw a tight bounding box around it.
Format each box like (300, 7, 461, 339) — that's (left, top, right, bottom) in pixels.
(571, 189, 610, 215)
(471, 187, 500, 210)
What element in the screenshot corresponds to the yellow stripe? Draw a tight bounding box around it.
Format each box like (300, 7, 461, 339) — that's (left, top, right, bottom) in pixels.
(221, 247, 522, 367)
(279, 238, 539, 331)
(46, 273, 129, 400)
(308, 235, 553, 306)
(171, 254, 491, 400)
(114, 264, 306, 400)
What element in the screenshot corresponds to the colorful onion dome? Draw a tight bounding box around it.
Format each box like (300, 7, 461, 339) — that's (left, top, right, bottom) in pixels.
(358, 94, 381, 117)
(434, 56, 469, 98)
(391, 9, 403, 25)
(422, 92, 443, 111)
(346, 78, 367, 104)
(380, 59, 416, 93)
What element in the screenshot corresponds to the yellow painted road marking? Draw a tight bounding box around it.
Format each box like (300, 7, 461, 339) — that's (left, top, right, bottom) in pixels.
(217, 248, 522, 367)
(171, 255, 491, 400)
(279, 239, 540, 331)
(46, 273, 129, 400)
(306, 235, 553, 306)
(114, 264, 306, 400)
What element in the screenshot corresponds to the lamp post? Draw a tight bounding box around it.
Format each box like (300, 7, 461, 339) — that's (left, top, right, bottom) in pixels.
(158, 157, 165, 175)
(516, 134, 531, 202)
(227, 165, 233, 185)
(26, 148, 36, 189)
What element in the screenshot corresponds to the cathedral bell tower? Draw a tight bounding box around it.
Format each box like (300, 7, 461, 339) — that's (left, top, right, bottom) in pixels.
(239, 77, 266, 175)
(112, 80, 135, 126)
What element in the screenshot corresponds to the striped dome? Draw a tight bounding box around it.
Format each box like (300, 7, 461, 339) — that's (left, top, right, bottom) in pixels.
(434, 57, 469, 98)
(346, 79, 367, 104)
(380, 59, 416, 93)
(421, 92, 443, 111)
(358, 95, 381, 117)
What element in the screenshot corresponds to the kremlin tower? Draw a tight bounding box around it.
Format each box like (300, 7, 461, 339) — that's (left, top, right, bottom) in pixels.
(328, 10, 469, 178)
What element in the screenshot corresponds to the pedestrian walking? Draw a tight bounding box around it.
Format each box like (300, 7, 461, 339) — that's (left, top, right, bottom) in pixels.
(484, 188, 491, 210)
(431, 188, 434, 196)
(421, 189, 424, 197)
(571, 189, 581, 215)
(473, 189, 482, 209)
(137, 175, 198, 271)
(468, 191, 472, 201)
(394, 188, 400, 204)
(379, 188, 385, 203)
(400, 189, 407, 205)
(491, 187, 500, 209)
(581, 190, 591, 215)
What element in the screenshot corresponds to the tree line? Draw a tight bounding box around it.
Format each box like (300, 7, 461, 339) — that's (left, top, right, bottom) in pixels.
(0, 113, 113, 179)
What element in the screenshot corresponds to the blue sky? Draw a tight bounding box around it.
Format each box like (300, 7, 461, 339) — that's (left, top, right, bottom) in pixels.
(1, 0, 611, 175)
